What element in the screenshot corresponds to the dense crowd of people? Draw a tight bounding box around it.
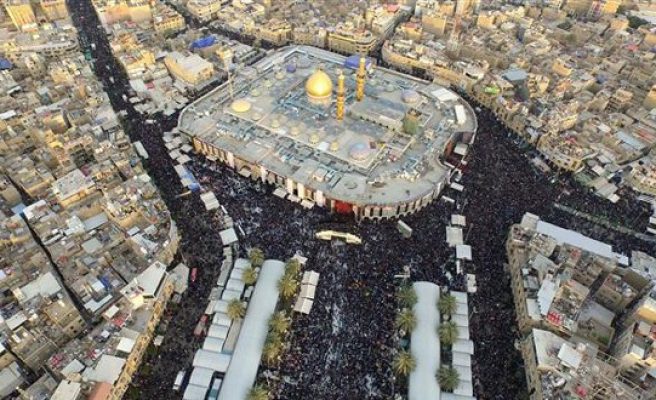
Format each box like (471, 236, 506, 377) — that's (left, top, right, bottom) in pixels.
(67, 1, 654, 398)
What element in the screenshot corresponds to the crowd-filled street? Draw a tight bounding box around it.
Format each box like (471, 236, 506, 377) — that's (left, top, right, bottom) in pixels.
(66, 0, 655, 399)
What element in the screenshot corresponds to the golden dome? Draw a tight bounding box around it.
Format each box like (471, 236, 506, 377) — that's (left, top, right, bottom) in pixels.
(230, 99, 251, 113)
(306, 69, 333, 102)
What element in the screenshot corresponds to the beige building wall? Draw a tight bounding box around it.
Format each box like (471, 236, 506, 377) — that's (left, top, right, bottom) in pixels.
(5, 2, 36, 29)
(40, 0, 69, 21)
(643, 85, 656, 110)
(422, 12, 448, 36)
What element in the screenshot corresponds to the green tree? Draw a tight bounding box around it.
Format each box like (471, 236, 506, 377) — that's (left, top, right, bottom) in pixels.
(285, 258, 301, 276)
(393, 350, 416, 376)
(395, 309, 417, 333)
(277, 274, 298, 300)
(249, 247, 265, 268)
(438, 365, 460, 392)
(227, 298, 246, 320)
(269, 311, 291, 336)
(438, 294, 457, 318)
(247, 384, 269, 400)
(396, 285, 417, 308)
(439, 321, 459, 347)
(243, 267, 258, 286)
(628, 15, 649, 29)
(262, 335, 283, 366)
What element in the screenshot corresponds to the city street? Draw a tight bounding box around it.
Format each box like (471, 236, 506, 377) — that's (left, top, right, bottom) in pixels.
(66, 1, 655, 398)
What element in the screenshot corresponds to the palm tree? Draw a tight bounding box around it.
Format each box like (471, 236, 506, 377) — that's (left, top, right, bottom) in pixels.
(249, 247, 265, 268)
(247, 384, 269, 400)
(262, 335, 283, 366)
(277, 274, 298, 300)
(285, 258, 301, 276)
(393, 350, 416, 376)
(243, 267, 258, 286)
(269, 311, 290, 336)
(439, 321, 459, 347)
(438, 366, 460, 392)
(395, 309, 417, 333)
(396, 285, 417, 308)
(227, 298, 246, 320)
(438, 294, 457, 318)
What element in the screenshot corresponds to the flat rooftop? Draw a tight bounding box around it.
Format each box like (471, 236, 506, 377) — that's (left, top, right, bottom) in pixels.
(179, 46, 477, 206)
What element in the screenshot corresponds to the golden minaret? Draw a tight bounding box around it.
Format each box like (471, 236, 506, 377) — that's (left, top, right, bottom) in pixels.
(336, 72, 345, 120)
(356, 56, 366, 101)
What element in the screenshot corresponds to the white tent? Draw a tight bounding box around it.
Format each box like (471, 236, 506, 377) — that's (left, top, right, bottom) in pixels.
(273, 188, 287, 198)
(451, 214, 466, 226)
(189, 367, 214, 388)
(456, 245, 472, 260)
(453, 339, 475, 355)
(219, 228, 238, 245)
(192, 349, 231, 373)
(207, 324, 229, 340)
(226, 278, 245, 294)
(301, 271, 320, 286)
(452, 352, 472, 368)
(212, 312, 232, 327)
(213, 300, 229, 314)
(202, 337, 225, 353)
(299, 284, 316, 299)
(293, 297, 313, 314)
(446, 227, 464, 247)
(230, 268, 244, 280)
(452, 291, 468, 305)
(221, 289, 241, 301)
(183, 384, 209, 400)
(233, 258, 250, 271)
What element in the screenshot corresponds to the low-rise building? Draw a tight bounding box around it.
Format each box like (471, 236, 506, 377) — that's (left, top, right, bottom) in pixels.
(186, 0, 222, 22)
(40, 0, 69, 21)
(164, 51, 215, 87)
(152, 4, 185, 35)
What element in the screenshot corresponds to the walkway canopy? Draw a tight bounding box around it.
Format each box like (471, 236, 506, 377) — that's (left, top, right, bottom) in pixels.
(409, 282, 441, 400)
(217, 260, 285, 400)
